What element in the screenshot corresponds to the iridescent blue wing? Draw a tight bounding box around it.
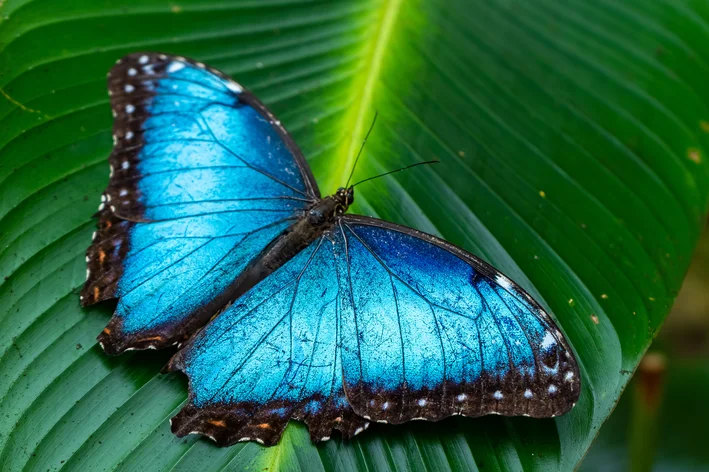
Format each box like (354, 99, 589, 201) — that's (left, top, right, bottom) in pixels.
(80, 53, 318, 354)
(167, 215, 579, 447)
(337, 215, 580, 422)
(167, 236, 367, 446)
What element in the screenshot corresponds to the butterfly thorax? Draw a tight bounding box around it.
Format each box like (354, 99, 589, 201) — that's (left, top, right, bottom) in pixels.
(233, 187, 354, 296)
(306, 186, 354, 227)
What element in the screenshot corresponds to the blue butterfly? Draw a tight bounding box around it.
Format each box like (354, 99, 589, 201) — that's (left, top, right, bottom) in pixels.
(81, 53, 580, 447)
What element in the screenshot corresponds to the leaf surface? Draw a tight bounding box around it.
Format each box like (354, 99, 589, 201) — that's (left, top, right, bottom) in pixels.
(1, 0, 708, 470)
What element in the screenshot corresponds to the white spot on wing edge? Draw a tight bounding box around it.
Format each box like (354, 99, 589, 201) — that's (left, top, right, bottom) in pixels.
(320, 436, 330, 441)
(354, 427, 364, 435)
(190, 431, 216, 442)
(226, 81, 243, 93)
(139, 55, 149, 64)
(540, 331, 556, 350)
(167, 61, 186, 73)
(495, 273, 513, 290)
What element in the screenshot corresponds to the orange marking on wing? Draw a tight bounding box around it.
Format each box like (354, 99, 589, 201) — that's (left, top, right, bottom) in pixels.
(99, 250, 106, 264)
(207, 419, 227, 427)
(103, 327, 111, 334)
(105, 221, 112, 229)
(93, 287, 99, 299)
(256, 423, 271, 429)
(140, 336, 163, 342)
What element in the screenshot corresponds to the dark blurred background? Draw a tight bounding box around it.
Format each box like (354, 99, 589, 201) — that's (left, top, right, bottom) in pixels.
(582, 222, 709, 471)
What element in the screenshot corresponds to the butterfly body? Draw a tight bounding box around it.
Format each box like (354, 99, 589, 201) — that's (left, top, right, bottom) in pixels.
(82, 52, 580, 447)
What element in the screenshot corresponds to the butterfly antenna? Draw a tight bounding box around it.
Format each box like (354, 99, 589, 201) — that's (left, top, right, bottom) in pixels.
(345, 112, 379, 188)
(351, 160, 440, 188)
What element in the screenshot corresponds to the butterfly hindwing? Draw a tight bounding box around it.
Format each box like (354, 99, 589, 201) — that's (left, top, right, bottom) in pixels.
(336, 216, 580, 422)
(81, 53, 319, 354)
(167, 236, 367, 446)
(166, 214, 579, 446)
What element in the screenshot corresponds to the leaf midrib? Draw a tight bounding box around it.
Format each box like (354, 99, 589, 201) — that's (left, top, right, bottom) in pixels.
(324, 0, 404, 195)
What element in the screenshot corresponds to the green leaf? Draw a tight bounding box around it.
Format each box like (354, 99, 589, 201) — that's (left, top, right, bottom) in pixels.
(582, 356, 709, 471)
(1, 0, 707, 470)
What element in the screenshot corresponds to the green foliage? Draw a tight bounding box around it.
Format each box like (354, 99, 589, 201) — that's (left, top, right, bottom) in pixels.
(1, 0, 708, 470)
(583, 225, 709, 472)
(582, 357, 709, 471)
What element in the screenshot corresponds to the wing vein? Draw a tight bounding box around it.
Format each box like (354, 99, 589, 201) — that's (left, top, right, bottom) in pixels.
(338, 221, 365, 383)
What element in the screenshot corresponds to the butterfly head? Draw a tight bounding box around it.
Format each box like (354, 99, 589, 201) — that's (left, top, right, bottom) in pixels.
(335, 186, 355, 210)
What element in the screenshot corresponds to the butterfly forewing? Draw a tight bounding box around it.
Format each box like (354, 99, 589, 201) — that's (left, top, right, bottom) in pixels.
(81, 53, 318, 354)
